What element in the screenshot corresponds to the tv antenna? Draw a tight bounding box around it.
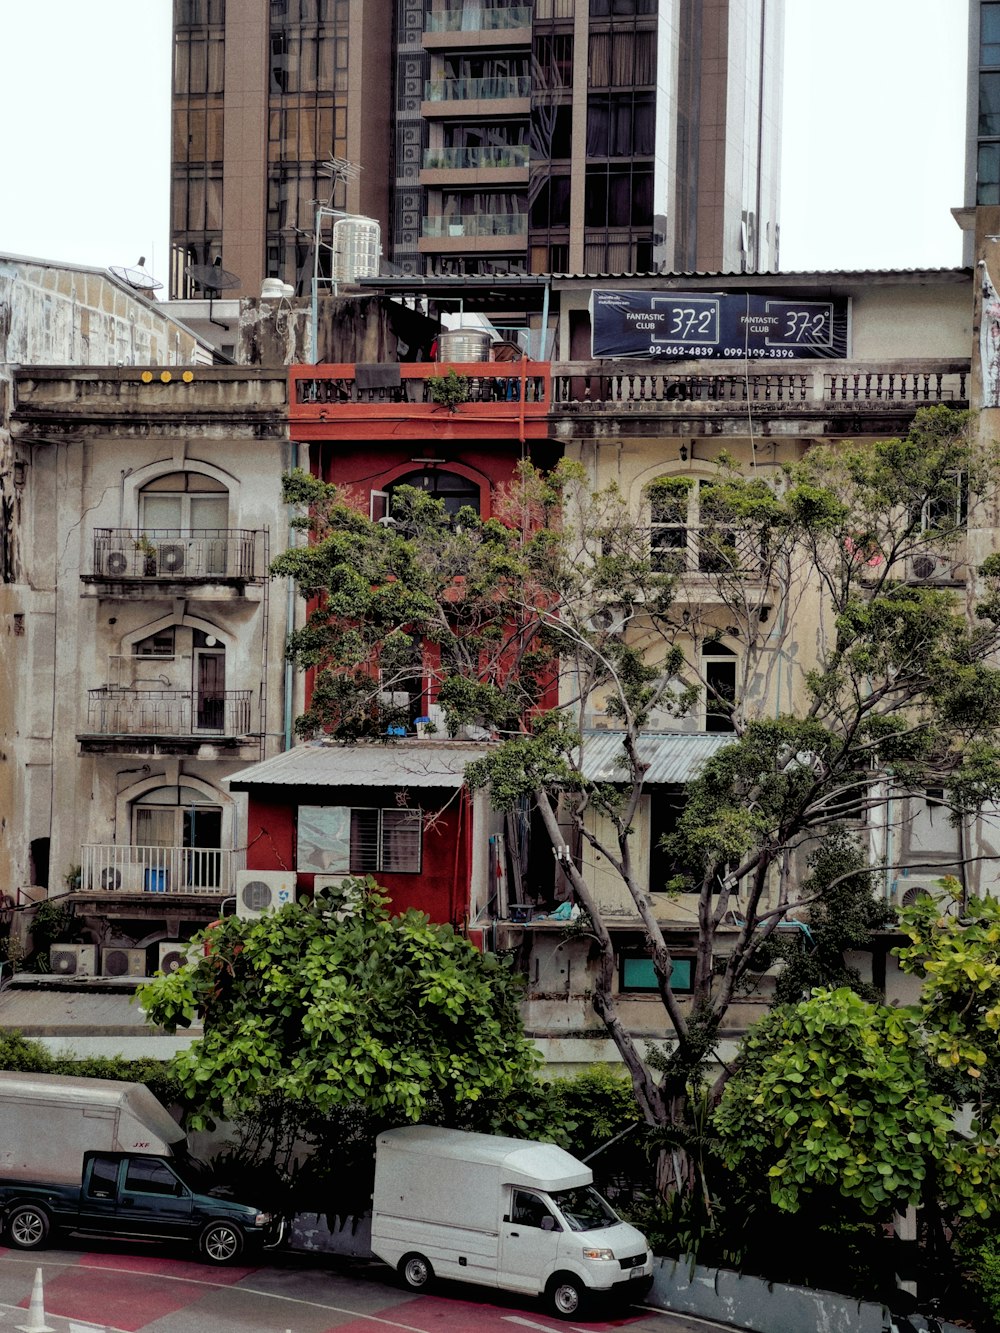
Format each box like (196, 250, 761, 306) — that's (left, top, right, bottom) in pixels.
(184, 256, 242, 329)
(107, 257, 163, 294)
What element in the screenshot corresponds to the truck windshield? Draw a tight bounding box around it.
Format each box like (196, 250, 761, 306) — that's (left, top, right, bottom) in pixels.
(549, 1186, 620, 1232)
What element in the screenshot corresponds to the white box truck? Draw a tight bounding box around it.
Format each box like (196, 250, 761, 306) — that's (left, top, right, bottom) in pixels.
(0, 1071, 187, 1183)
(370, 1125, 653, 1319)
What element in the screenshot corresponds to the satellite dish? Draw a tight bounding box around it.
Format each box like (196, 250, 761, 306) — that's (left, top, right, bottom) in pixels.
(107, 258, 163, 293)
(185, 257, 241, 295)
(184, 257, 242, 330)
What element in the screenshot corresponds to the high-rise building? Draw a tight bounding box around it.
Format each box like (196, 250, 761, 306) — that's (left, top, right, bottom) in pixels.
(170, 0, 783, 297)
(966, 4, 1000, 219)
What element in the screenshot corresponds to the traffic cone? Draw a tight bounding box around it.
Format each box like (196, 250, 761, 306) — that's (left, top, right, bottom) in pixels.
(16, 1267, 55, 1333)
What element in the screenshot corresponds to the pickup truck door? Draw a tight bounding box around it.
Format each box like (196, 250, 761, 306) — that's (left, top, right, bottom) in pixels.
(116, 1158, 194, 1239)
(79, 1155, 126, 1232)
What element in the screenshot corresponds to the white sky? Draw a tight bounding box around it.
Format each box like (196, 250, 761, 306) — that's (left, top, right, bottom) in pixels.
(0, 0, 970, 285)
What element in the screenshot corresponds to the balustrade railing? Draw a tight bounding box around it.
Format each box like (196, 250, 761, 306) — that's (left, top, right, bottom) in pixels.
(551, 362, 969, 409)
(85, 689, 254, 737)
(91, 529, 259, 580)
(81, 843, 239, 896)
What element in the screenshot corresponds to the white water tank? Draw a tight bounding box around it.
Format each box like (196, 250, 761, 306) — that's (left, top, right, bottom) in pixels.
(332, 216, 382, 282)
(437, 328, 493, 362)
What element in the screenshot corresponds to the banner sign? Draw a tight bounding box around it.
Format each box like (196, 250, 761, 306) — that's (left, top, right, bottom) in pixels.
(590, 290, 850, 360)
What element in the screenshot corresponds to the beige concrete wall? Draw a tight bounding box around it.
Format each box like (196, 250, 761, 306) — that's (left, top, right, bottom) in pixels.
(0, 260, 215, 903)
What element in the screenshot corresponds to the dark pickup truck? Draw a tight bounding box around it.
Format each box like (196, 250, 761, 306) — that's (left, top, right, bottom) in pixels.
(1, 1151, 276, 1264)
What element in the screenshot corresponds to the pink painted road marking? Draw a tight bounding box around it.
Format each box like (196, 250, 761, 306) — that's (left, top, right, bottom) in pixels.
(77, 1251, 257, 1283)
(320, 1294, 647, 1332)
(19, 1256, 256, 1332)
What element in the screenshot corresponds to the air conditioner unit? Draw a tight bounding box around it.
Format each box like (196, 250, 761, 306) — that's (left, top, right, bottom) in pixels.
(158, 942, 192, 974)
(235, 870, 297, 920)
(313, 875, 363, 921)
(584, 605, 631, 636)
(908, 552, 961, 584)
(104, 549, 130, 577)
(896, 884, 933, 909)
(102, 946, 148, 978)
(156, 542, 187, 575)
(50, 944, 97, 977)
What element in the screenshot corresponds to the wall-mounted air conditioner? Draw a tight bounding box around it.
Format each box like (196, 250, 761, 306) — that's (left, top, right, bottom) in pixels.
(156, 541, 187, 575)
(313, 875, 363, 921)
(157, 941, 193, 974)
(895, 883, 933, 909)
(50, 944, 97, 977)
(235, 870, 297, 920)
(908, 552, 961, 584)
(101, 946, 148, 978)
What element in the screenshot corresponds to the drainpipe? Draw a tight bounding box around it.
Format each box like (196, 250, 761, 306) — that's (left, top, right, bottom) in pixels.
(282, 440, 300, 751)
(539, 276, 551, 360)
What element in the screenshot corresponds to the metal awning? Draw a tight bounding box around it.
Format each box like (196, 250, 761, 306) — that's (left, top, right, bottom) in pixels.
(228, 740, 488, 790)
(578, 731, 732, 784)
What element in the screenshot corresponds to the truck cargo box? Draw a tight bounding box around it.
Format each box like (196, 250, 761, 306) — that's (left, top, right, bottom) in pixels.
(0, 1072, 186, 1186)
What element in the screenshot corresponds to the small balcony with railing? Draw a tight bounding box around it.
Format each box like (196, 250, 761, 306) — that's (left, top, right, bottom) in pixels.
(422, 74, 531, 118)
(424, 5, 532, 37)
(79, 671, 259, 757)
(421, 145, 530, 187)
(550, 360, 971, 439)
(82, 529, 265, 599)
(288, 361, 550, 442)
(80, 843, 240, 900)
(420, 211, 527, 254)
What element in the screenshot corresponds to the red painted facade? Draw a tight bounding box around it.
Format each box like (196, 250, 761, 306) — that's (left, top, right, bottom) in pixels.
(243, 785, 473, 927)
(237, 358, 560, 932)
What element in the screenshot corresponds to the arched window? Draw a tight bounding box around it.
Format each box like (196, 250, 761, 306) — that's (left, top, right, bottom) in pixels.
(139, 472, 230, 577)
(140, 471, 229, 530)
(131, 784, 223, 889)
(387, 468, 482, 518)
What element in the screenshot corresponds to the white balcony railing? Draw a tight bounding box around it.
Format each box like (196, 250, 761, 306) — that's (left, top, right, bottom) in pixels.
(80, 844, 240, 896)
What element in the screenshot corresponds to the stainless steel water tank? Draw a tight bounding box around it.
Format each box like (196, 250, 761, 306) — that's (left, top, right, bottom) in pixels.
(437, 328, 493, 362)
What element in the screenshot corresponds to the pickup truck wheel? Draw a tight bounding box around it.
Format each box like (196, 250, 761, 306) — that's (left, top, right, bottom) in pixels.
(6, 1204, 50, 1250)
(546, 1272, 587, 1319)
(199, 1220, 244, 1264)
(399, 1252, 433, 1291)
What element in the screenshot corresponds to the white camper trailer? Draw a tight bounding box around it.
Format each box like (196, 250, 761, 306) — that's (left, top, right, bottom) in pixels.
(370, 1125, 652, 1319)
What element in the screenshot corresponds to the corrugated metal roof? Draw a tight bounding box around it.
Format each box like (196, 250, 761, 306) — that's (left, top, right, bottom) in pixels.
(228, 740, 488, 789)
(579, 731, 732, 784)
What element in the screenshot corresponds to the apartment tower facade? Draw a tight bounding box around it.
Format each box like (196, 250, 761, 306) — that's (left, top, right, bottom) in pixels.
(171, 0, 783, 296)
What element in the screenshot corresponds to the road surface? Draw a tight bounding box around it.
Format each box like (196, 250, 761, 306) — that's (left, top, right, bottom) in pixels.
(0, 1239, 735, 1333)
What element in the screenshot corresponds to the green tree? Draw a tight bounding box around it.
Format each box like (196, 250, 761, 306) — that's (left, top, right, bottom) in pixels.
(714, 987, 956, 1216)
(139, 879, 541, 1130)
(716, 887, 1000, 1234)
(272, 407, 1000, 1201)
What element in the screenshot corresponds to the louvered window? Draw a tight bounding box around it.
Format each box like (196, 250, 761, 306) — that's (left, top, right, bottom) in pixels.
(297, 806, 422, 874)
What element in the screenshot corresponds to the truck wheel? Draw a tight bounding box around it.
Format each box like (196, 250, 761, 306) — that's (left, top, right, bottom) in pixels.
(6, 1204, 50, 1250)
(546, 1273, 587, 1319)
(199, 1220, 244, 1264)
(398, 1252, 434, 1291)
